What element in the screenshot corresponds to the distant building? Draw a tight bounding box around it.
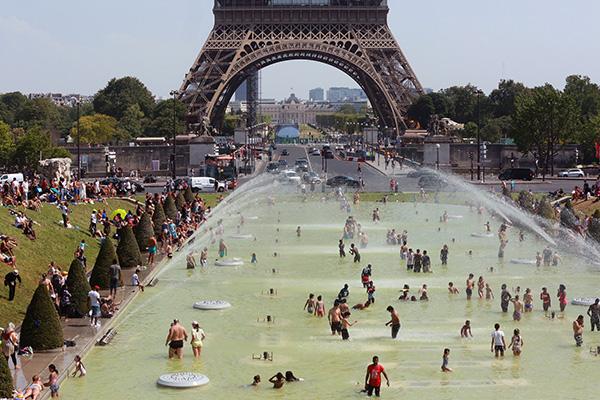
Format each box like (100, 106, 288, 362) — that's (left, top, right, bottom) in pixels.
(326, 87, 367, 102)
(309, 87, 324, 102)
(27, 93, 93, 107)
(260, 93, 335, 125)
(235, 80, 248, 102)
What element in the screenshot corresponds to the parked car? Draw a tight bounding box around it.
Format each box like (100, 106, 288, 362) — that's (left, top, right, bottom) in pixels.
(498, 168, 535, 181)
(295, 158, 309, 172)
(143, 175, 157, 184)
(100, 177, 145, 193)
(558, 168, 585, 178)
(407, 169, 429, 178)
(189, 177, 226, 192)
(278, 159, 288, 168)
(310, 149, 321, 156)
(281, 149, 289, 156)
(326, 176, 360, 188)
(302, 172, 322, 184)
(418, 174, 447, 190)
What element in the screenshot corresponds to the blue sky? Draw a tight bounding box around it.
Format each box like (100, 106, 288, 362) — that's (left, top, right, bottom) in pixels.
(0, 0, 598, 100)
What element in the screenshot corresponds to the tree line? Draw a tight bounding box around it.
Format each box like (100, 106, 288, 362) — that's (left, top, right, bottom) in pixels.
(408, 75, 600, 171)
(0, 77, 188, 171)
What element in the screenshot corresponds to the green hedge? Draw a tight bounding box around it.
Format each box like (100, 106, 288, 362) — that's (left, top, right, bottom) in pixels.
(20, 285, 64, 351)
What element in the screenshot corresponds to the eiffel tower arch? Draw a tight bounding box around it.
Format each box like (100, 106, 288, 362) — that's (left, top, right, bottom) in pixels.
(179, 0, 424, 134)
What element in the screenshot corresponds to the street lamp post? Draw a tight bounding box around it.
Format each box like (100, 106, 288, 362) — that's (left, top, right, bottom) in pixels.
(436, 143, 440, 170)
(169, 90, 179, 179)
(476, 89, 482, 181)
(76, 99, 81, 179)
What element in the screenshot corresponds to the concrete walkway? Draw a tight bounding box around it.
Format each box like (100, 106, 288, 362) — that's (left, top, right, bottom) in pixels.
(364, 154, 415, 178)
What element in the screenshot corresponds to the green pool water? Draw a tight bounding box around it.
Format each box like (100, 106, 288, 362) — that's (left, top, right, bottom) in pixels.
(61, 193, 600, 400)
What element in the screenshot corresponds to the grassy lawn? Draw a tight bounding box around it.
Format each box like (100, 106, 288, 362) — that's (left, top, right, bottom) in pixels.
(0, 198, 136, 327)
(133, 193, 225, 208)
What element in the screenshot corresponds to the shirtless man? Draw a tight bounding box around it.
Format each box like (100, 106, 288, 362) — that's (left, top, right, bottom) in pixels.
(385, 306, 401, 339)
(165, 319, 188, 359)
(523, 288, 533, 312)
(573, 315, 584, 347)
(587, 298, 600, 331)
(466, 274, 475, 300)
(511, 295, 524, 321)
(540, 287, 551, 314)
(328, 300, 342, 336)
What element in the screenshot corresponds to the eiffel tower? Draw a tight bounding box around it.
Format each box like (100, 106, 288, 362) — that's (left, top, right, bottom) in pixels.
(179, 0, 424, 134)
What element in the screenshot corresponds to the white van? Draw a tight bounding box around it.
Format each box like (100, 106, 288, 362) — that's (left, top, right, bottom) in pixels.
(0, 173, 24, 185)
(189, 177, 226, 192)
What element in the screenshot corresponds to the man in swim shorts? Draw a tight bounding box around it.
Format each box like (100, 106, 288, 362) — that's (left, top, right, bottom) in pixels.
(500, 284, 511, 313)
(385, 306, 401, 339)
(165, 319, 188, 359)
(364, 355, 389, 397)
(511, 295, 524, 321)
(490, 323, 506, 357)
(573, 315, 584, 347)
(328, 300, 342, 336)
(466, 274, 474, 300)
(587, 298, 600, 331)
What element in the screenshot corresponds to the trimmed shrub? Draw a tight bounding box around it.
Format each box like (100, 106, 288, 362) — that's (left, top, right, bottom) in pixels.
(134, 213, 154, 251)
(184, 186, 194, 203)
(89, 238, 117, 289)
(560, 206, 578, 230)
(517, 190, 535, 212)
(536, 198, 556, 220)
(117, 225, 142, 269)
(66, 259, 92, 316)
(20, 285, 64, 351)
(175, 192, 186, 211)
(0, 354, 13, 398)
(589, 217, 600, 243)
(152, 202, 166, 237)
(164, 195, 178, 221)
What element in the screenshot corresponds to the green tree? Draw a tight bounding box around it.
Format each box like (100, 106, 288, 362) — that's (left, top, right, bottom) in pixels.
(89, 238, 118, 289)
(489, 79, 528, 118)
(15, 98, 64, 134)
(164, 195, 178, 221)
(117, 225, 143, 269)
(93, 76, 155, 119)
(152, 202, 166, 237)
(71, 114, 118, 145)
(0, 354, 13, 398)
(0, 92, 28, 126)
(147, 99, 186, 137)
(20, 285, 64, 351)
(175, 192, 186, 211)
(0, 121, 15, 167)
(564, 75, 600, 162)
(513, 84, 578, 178)
(134, 213, 154, 251)
(13, 126, 70, 171)
(118, 104, 145, 141)
(184, 186, 195, 203)
(65, 259, 92, 317)
(407, 95, 435, 129)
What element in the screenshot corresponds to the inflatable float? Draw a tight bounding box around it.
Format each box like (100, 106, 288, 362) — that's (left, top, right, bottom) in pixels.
(157, 372, 210, 388)
(215, 258, 244, 267)
(571, 298, 599, 306)
(193, 300, 232, 310)
(229, 234, 254, 240)
(509, 259, 536, 265)
(471, 233, 494, 238)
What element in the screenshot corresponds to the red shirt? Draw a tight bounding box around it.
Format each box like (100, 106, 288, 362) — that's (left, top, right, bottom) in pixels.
(367, 363, 385, 387)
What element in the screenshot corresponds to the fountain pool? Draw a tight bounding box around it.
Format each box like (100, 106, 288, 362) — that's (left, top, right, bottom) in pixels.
(61, 191, 600, 400)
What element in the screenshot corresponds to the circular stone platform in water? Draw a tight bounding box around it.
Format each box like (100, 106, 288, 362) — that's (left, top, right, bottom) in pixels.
(571, 297, 599, 306)
(471, 232, 494, 238)
(193, 300, 232, 310)
(215, 258, 244, 267)
(229, 234, 254, 240)
(510, 259, 536, 265)
(157, 372, 209, 388)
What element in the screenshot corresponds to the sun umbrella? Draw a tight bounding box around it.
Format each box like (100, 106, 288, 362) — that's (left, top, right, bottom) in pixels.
(110, 209, 127, 220)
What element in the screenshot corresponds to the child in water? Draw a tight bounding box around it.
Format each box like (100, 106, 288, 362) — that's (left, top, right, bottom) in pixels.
(251, 253, 257, 264)
(304, 294, 316, 314)
(315, 295, 325, 317)
(71, 355, 86, 377)
(508, 329, 524, 356)
(485, 283, 494, 300)
(340, 311, 357, 340)
(441, 348, 452, 372)
(296, 226, 301, 237)
(460, 320, 472, 338)
(448, 282, 459, 294)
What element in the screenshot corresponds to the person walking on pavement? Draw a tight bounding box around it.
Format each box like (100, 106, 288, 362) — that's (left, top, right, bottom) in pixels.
(4, 269, 21, 301)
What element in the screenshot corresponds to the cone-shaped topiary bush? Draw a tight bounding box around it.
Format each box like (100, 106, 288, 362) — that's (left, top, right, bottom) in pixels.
(89, 238, 117, 289)
(0, 354, 13, 398)
(176, 192, 186, 211)
(66, 259, 92, 316)
(134, 213, 154, 252)
(164, 194, 178, 221)
(117, 225, 142, 269)
(184, 186, 194, 203)
(537, 198, 556, 220)
(152, 201, 166, 237)
(20, 285, 64, 351)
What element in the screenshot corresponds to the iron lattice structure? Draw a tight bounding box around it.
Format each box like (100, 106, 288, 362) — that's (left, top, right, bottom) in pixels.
(180, 0, 424, 133)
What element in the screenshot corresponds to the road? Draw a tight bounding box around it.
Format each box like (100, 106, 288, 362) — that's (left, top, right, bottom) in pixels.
(272, 144, 586, 194)
(145, 144, 586, 194)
